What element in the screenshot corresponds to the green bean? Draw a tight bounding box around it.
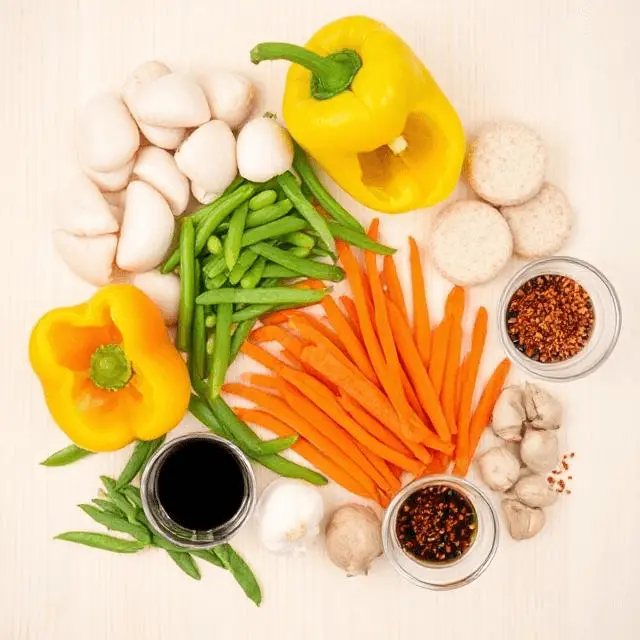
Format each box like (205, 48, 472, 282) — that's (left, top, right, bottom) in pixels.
(282, 231, 315, 249)
(188, 394, 231, 441)
(240, 216, 308, 247)
(213, 544, 262, 606)
(205, 273, 228, 290)
(249, 243, 344, 281)
(258, 434, 298, 455)
(202, 255, 226, 279)
(293, 145, 364, 232)
(277, 172, 335, 252)
(55, 532, 145, 553)
(190, 260, 207, 381)
(100, 476, 139, 523)
(176, 218, 195, 352)
(228, 249, 260, 285)
(205, 314, 216, 328)
(92, 498, 125, 517)
(40, 444, 93, 467)
(196, 287, 326, 306)
(245, 199, 293, 228)
(262, 264, 299, 279)
(77, 504, 151, 544)
(206, 235, 223, 256)
(168, 550, 201, 580)
(210, 303, 232, 399)
(240, 256, 267, 289)
(327, 221, 396, 255)
(230, 318, 259, 361)
(222, 174, 246, 197)
(192, 549, 224, 568)
(310, 246, 335, 259)
(224, 201, 249, 269)
(249, 189, 278, 210)
(116, 438, 161, 489)
(121, 485, 143, 510)
(230, 304, 272, 323)
(289, 245, 312, 258)
(206, 334, 216, 355)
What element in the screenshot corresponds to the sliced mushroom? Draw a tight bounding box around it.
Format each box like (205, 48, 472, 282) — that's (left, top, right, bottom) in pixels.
(53, 230, 117, 286)
(83, 158, 134, 192)
(132, 147, 189, 216)
(76, 93, 140, 172)
(116, 181, 175, 272)
(130, 270, 181, 325)
(199, 70, 255, 129)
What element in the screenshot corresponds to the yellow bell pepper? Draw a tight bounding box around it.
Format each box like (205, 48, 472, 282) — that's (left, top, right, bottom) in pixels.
(251, 16, 465, 213)
(29, 284, 191, 452)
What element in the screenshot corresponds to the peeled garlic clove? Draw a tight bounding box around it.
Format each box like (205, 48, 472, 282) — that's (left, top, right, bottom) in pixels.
(116, 181, 175, 272)
(132, 147, 189, 216)
(77, 93, 140, 172)
(492, 385, 526, 441)
(512, 474, 558, 508)
(53, 230, 117, 286)
(130, 270, 180, 325)
(477, 445, 521, 492)
(520, 428, 559, 473)
(523, 383, 562, 430)
(140, 123, 186, 150)
(501, 498, 546, 540)
(135, 73, 210, 128)
(200, 70, 255, 129)
(83, 158, 134, 192)
(175, 120, 236, 194)
(191, 182, 219, 205)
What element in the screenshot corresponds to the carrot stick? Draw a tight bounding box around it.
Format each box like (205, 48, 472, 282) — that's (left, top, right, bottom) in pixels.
(456, 359, 512, 476)
(429, 318, 452, 396)
(292, 278, 326, 290)
(445, 286, 466, 319)
(400, 366, 428, 423)
(290, 311, 344, 351)
(280, 349, 302, 367)
(385, 297, 452, 442)
(243, 372, 281, 391)
(455, 308, 488, 470)
(353, 440, 400, 494)
(455, 356, 469, 418)
(260, 309, 296, 326)
(235, 408, 371, 499)
(250, 325, 307, 357)
(442, 323, 462, 435)
(223, 382, 380, 498)
(322, 296, 378, 384)
(424, 451, 451, 475)
(408, 237, 431, 366)
(383, 254, 407, 320)
(339, 296, 362, 339)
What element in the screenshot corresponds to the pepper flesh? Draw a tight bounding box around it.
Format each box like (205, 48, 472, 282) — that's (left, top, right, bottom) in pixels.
(252, 16, 465, 213)
(29, 285, 191, 452)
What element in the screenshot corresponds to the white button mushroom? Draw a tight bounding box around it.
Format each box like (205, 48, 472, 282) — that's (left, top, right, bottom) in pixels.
(130, 270, 181, 324)
(236, 116, 294, 183)
(191, 182, 219, 205)
(132, 147, 189, 216)
(116, 181, 175, 272)
(175, 120, 237, 194)
(83, 158, 134, 193)
(53, 230, 117, 286)
(76, 93, 140, 172)
(199, 70, 255, 129)
(135, 72, 210, 128)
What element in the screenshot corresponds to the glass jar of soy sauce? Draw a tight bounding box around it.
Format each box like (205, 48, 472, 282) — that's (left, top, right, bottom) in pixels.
(141, 433, 256, 548)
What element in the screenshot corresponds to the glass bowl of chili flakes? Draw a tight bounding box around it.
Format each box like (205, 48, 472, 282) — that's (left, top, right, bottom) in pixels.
(497, 256, 622, 381)
(382, 475, 499, 590)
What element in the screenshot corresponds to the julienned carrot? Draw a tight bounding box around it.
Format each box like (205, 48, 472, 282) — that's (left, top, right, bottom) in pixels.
(353, 440, 400, 494)
(321, 296, 378, 384)
(385, 298, 451, 443)
(456, 359, 512, 476)
(235, 408, 371, 499)
(250, 325, 308, 360)
(455, 307, 488, 470)
(424, 451, 451, 475)
(243, 372, 281, 391)
(292, 278, 326, 290)
(442, 322, 462, 435)
(382, 254, 407, 320)
(428, 318, 452, 396)
(222, 382, 380, 499)
(455, 356, 469, 417)
(290, 311, 344, 351)
(409, 237, 431, 366)
(340, 296, 362, 340)
(261, 309, 296, 326)
(400, 366, 428, 423)
(445, 286, 466, 320)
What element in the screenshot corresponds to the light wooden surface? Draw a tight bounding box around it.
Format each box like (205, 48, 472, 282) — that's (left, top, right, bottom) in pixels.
(1, 1, 639, 638)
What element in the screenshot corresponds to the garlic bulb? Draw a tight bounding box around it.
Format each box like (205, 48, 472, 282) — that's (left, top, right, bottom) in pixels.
(512, 474, 558, 508)
(520, 428, 559, 473)
(523, 383, 562, 430)
(492, 386, 527, 441)
(256, 479, 324, 555)
(477, 446, 520, 492)
(501, 498, 546, 540)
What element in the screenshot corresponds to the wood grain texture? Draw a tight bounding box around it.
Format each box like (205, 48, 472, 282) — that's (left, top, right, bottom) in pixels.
(1, 0, 639, 638)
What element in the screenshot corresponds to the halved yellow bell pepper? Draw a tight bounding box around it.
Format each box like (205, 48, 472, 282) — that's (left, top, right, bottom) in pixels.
(29, 284, 190, 452)
(251, 16, 466, 213)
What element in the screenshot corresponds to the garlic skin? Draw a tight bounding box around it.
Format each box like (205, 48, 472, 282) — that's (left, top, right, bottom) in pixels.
(512, 474, 558, 508)
(477, 446, 520, 492)
(256, 479, 324, 555)
(520, 428, 559, 474)
(492, 386, 527, 441)
(523, 383, 562, 430)
(502, 498, 546, 540)
(325, 504, 382, 576)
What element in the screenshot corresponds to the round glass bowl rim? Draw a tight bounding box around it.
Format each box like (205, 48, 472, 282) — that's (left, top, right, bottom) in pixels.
(497, 256, 622, 382)
(382, 475, 500, 591)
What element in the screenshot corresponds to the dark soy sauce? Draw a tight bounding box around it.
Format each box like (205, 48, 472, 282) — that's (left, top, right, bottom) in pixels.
(156, 438, 246, 531)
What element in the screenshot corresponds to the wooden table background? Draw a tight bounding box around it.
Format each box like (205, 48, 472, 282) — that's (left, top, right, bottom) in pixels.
(1, 1, 638, 638)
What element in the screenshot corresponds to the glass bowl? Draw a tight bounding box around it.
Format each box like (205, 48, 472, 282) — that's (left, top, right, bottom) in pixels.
(497, 257, 622, 382)
(382, 475, 499, 591)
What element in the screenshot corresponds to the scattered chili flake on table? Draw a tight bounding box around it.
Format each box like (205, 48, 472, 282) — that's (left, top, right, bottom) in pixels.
(395, 485, 477, 564)
(506, 275, 595, 363)
(547, 452, 576, 494)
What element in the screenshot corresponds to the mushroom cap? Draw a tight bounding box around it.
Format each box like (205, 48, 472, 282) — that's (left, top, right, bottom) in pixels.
(53, 230, 117, 286)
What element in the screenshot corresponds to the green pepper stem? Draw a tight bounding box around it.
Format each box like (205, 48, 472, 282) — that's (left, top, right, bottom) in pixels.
(89, 344, 132, 391)
(250, 42, 362, 101)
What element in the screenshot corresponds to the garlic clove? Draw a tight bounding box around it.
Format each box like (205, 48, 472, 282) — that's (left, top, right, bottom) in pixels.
(53, 230, 117, 286)
(520, 428, 559, 474)
(132, 146, 190, 216)
(83, 158, 134, 192)
(512, 474, 558, 508)
(139, 123, 186, 150)
(501, 498, 546, 540)
(491, 385, 527, 441)
(76, 93, 140, 172)
(199, 70, 255, 129)
(477, 445, 521, 492)
(191, 182, 219, 205)
(523, 383, 562, 430)
(130, 269, 181, 325)
(175, 120, 237, 194)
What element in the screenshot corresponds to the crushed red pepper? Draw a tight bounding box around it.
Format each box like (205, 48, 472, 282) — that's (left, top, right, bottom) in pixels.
(547, 452, 576, 494)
